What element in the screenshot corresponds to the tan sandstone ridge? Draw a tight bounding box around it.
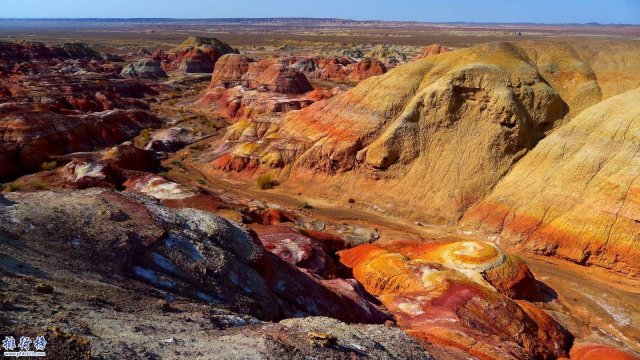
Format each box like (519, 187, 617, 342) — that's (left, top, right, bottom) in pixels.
(462, 87, 640, 278)
(202, 40, 640, 225)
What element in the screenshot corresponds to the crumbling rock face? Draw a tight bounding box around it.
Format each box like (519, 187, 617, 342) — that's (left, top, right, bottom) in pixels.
(144, 126, 201, 152)
(291, 56, 387, 82)
(59, 141, 161, 189)
(210, 54, 255, 86)
(339, 240, 572, 359)
(462, 88, 640, 278)
(61, 158, 123, 189)
(249, 62, 313, 94)
(102, 141, 161, 173)
(124, 174, 200, 200)
(249, 223, 338, 278)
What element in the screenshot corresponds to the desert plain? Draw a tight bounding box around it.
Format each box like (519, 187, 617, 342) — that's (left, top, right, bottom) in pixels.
(0, 18, 639, 359)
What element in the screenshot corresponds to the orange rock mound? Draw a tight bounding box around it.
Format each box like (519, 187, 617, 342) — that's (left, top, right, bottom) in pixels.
(339, 240, 572, 359)
(569, 343, 640, 360)
(418, 44, 450, 58)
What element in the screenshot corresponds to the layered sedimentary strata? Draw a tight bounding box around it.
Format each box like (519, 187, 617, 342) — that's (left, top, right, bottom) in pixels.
(462, 88, 640, 278)
(60, 143, 160, 190)
(289, 56, 387, 82)
(0, 41, 161, 180)
(0, 41, 120, 76)
(210, 54, 255, 86)
(0, 108, 160, 180)
(348, 57, 387, 81)
(245, 60, 313, 94)
(198, 56, 318, 120)
(151, 36, 238, 74)
(339, 240, 571, 359)
(202, 40, 640, 225)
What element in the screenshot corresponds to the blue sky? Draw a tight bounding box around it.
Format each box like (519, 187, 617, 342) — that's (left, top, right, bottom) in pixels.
(1, 0, 639, 24)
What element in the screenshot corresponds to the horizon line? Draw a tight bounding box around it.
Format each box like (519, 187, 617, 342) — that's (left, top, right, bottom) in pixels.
(0, 17, 638, 26)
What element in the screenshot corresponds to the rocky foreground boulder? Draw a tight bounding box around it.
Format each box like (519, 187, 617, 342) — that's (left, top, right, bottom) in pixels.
(0, 192, 429, 359)
(0, 189, 389, 323)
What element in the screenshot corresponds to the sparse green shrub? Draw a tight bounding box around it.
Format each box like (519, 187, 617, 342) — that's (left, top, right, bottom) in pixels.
(40, 161, 58, 171)
(137, 128, 151, 147)
(257, 174, 278, 190)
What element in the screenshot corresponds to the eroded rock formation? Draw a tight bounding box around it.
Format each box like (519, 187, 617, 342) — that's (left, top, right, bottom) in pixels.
(197, 56, 318, 120)
(120, 60, 167, 79)
(418, 44, 450, 58)
(0, 41, 162, 180)
(201, 40, 640, 225)
(339, 240, 571, 359)
(151, 36, 238, 74)
(462, 88, 640, 278)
